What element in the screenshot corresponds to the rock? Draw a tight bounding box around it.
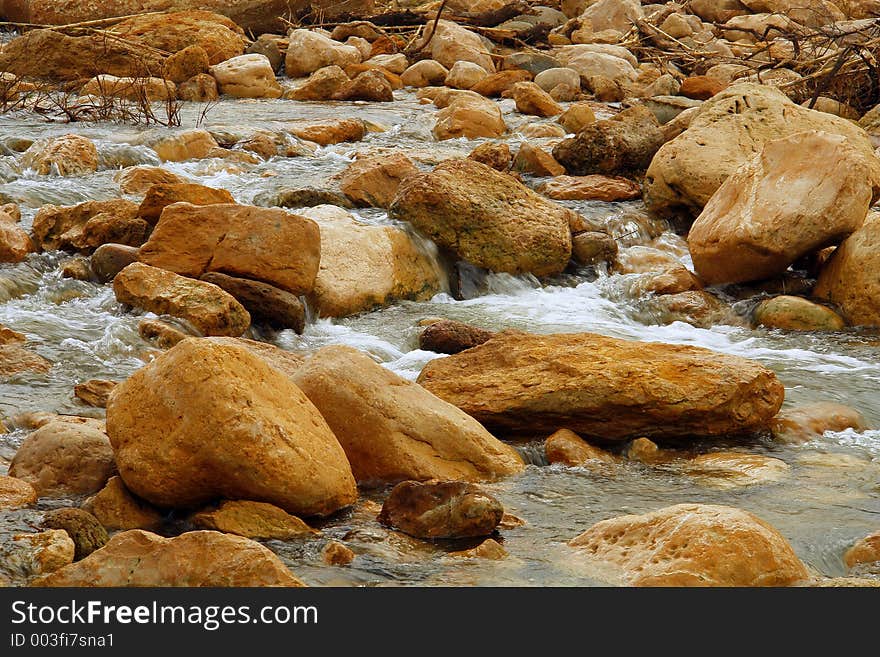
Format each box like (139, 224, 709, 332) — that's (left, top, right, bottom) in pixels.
(210, 53, 281, 98)
(368, 54, 408, 75)
(288, 119, 366, 146)
(503, 51, 562, 75)
(804, 97, 860, 121)
(643, 290, 734, 329)
(285, 29, 361, 79)
(106, 338, 357, 516)
(0, 475, 36, 509)
(423, 20, 495, 73)
(137, 319, 190, 348)
(545, 428, 617, 467)
(538, 174, 640, 201)
(534, 67, 581, 92)
(42, 508, 108, 561)
(468, 142, 512, 171)
(771, 402, 869, 444)
(9, 421, 115, 497)
(445, 61, 489, 89)
(556, 47, 637, 87)
(571, 231, 618, 266)
(578, 0, 644, 33)
(91, 244, 140, 283)
(614, 245, 682, 275)
(116, 166, 188, 195)
(814, 212, 880, 326)
(448, 538, 508, 559)
(740, 0, 845, 26)
(178, 73, 220, 101)
(390, 159, 573, 277)
(138, 203, 320, 295)
(288, 65, 349, 100)
(21, 134, 98, 177)
(0, 344, 52, 376)
(255, 187, 352, 210)
(378, 481, 504, 539)
(644, 83, 877, 222)
(432, 92, 507, 140)
(147, 129, 219, 162)
(754, 296, 846, 331)
(0, 208, 33, 263)
(687, 131, 880, 285)
(33, 530, 304, 587)
(80, 75, 176, 101)
(4, 530, 75, 581)
(569, 504, 809, 586)
(509, 81, 563, 117)
(401, 60, 449, 87)
(558, 102, 597, 133)
(189, 500, 317, 540)
(845, 530, 880, 568)
(338, 153, 418, 208)
(113, 262, 251, 337)
(417, 332, 785, 440)
(290, 205, 439, 318)
(205, 337, 305, 380)
(419, 319, 496, 354)
(549, 82, 580, 102)
(199, 272, 305, 332)
(57, 258, 90, 280)
(680, 76, 725, 100)
(82, 476, 164, 531)
(689, 0, 750, 22)
(630, 265, 702, 296)
(643, 95, 703, 125)
(163, 44, 210, 84)
(137, 183, 235, 225)
(248, 34, 284, 72)
(624, 437, 664, 463)
(685, 452, 789, 489)
(292, 345, 523, 484)
(322, 540, 355, 565)
(334, 69, 393, 102)
(470, 70, 533, 97)
(553, 104, 664, 175)
(512, 143, 565, 177)
(74, 379, 117, 408)
(0, 324, 25, 345)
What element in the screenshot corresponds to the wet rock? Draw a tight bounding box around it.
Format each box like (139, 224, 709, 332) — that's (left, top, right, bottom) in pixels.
(200, 272, 305, 332)
(422, 20, 495, 73)
(378, 481, 504, 539)
(80, 75, 176, 101)
(137, 319, 190, 348)
(292, 345, 523, 484)
(42, 508, 108, 561)
(115, 166, 188, 195)
(630, 266, 702, 296)
(295, 205, 439, 318)
(449, 538, 508, 559)
(21, 134, 98, 177)
(288, 65, 349, 100)
(558, 102, 597, 133)
(614, 245, 682, 275)
(106, 338, 358, 515)
(322, 540, 355, 565)
(91, 244, 140, 283)
(163, 44, 210, 84)
(334, 69, 393, 102)
(0, 324, 25, 345)
(2, 530, 75, 581)
(82, 476, 164, 531)
(624, 437, 663, 463)
(9, 421, 116, 497)
(34, 530, 304, 587)
(688, 131, 880, 286)
(114, 262, 251, 337)
(255, 187, 352, 209)
(178, 73, 220, 101)
(468, 142, 512, 171)
(512, 142, 565, 177)
(771, 402, 869, 444)
(545, 428, 617, 467)
(644, 83, 877, 223)
(138, 202, 320, 295)
(390, 159, 573, 277)
(0, 204, 33, 263)
(470, 70, 533, 97)
(549, 82, 580, 102)
(0, 344, 52, 377)
(146, 129, 219, 162)
(137, 183, 235, 225)
(814, 212, 880, 326)
(643, 290, 734, 329)
(74, 379, 118, 408)
(432, 92, 507, 140)
(401, 60, 449, 87)
(338, 152, 418, 208)
(554, 104, 664, 175)
(538, 174, 640, 201)
(445, 61, 490, 90)
(845, 530, 880, 568)
(368, 54, 408, 75)
(753, 296, 846, 331)
(569, 503, 809, 586)
(285, 29, 362, 79)
(288, 118, 366, 146)
(571, 231, 618, 266)
(509, 81, 563, 117)
(210, 53, 282, 98)
(417, 332, 784, 441)
(0, 475, 36, 509)
(419, 319, 496, 354)
(685, 452, 789, 489)
(189, 500, 317, 540)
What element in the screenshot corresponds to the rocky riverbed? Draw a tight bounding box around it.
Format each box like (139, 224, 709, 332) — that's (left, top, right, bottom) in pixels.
(0, 0, 879, 587)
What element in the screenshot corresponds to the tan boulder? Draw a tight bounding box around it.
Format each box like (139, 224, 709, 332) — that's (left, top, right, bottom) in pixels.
(509, 81, 563, 117)
(82, 476, 164, 531)
(288, 65, 350, 101)
(338, 153, 418, 208)
(419, 319, 496, 354)
(298, 205, 439, 318)
(292, 345, 524, 484)
(204, 336, 304, 379)
(210, 54, 282, 98)
(814, 211, 880, 326)
(146, 129, 219, 162)
(106, 338, 357, 516)
(771, 402, 869, 444)
(545, 428, 617, 467)
(285, 29, 362, 79)
(136, 183, 235, 225)
(445, 61, 489, 90)
(739, 0, 844, 26)
(417, 332, 784, 440)
(423, 20, 495, 73)
(41, 508, 109, 561)
(558, 102, 597, 133)
(468, 142, 512, 171)
(389, 158, 573, 277)
(0, 344, 52, 376)
(571, 231, 618, 266)
(138, 202, 320, 295)
(21, 134, 98, 177)
(3, 530, 75, 582)
(189, 500, 318, 540)
(0, 475, 37, 509)
(9, 421, 115, 497)
(287, 119, 366, 146)
(178, 73, 220, 102)
(74, 379, 118, 408)
(163, 44, 210, 83)
(630, 265, 702, 296)
(33, 530, 304, 587)
(753, 296, 846, 331)
(200, 273, 305, 332)
(432, 92, 507, 140)
(113, 262, 251, 337)
(470, 69, 533, 97)
(115, 166, 188, 195)
(0, 205, 33, 263)
(569, 504, 809, 586)
(685, 452, 789, 489)
(401, 60, 449, 87)
(512, 143, 565, 177)
(538, 174, 640, 201)
(322, 540, 355, 565)
(845, 530, 880, 568)
(80, 75, 176, 101)
(688, 131, 880, 285)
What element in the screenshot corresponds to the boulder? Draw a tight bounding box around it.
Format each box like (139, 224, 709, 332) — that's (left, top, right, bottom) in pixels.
(0, 475, 36, 509)
(644, 83, 877, 222)
(338, 153, 418, 208)
(74, 379, 118, 408)
(569, 504, 809, 586)
(136, 183, 235, 224)
(106, 338, 358, 516)
(21, 134, 98, 177)
(199, 272, 305, 332)
(680, 76, 725, 100)
(688, 0, 750, 22)
(138, 202, 320, 295)
(205, 336, 305, 380)
(2, 530, 75, 582)
(178, 73, 220, 101)
(285, 29, 361, 79)
(538, 174, 640, 201)
(287, 65, 349, 101)
(470, 69, 533, 97)
(845, 530, 880, 568)
(509, 81, 563, 117)
(91, 244, 139, 282)
(163, 44, 210, 84)
(292, 345, 524, 484)
(512, 143, 565, 177)
(189, 500, 317, 540)
(419, 319, 496, 354)
(423, 20, 495, 73)
(138, 318, 190, 348)
(814, 212, 880, 326)
(445, 61, 489, 89)
(389, 158, 574, 277)
(739, 0, 845, 26)
(322, 540, 355, 565)
(210, 53, 282, 98)
(115, 166, 188, 195)
(377, 480, 504, 539)
(287, 119, 366, 146)
(534, 67, 581, 92)
(685, 452, 789, 489)
(571, 231, 618, 266)
(449, 538, 508, 560)
(113, 262, 251, 337)
(80, 75, 176, 101)
(42, 508, 108, 561)
(0, 205, 33, 263)
(544, 428, 617, 467)
(417, 332, 785, 440)
(753, 296, 846, 331)
(630, 265, 702, 296)
(146, 129, 219, 162)
(432, 92, 507, 140)
(558, 102, 596, 133)
(468, 142, 512, 171)
(9, 421, 115, 497)
(0, 344, 52, 376)
(401, 60, 449, 87)
(771, 402, 869, 444)
(33, 530, 304, 587)
(687, 131, 880, 285)
(642, 290, 735, 329)
(578, 0, 644, 33)
(82, 476, 164, 531)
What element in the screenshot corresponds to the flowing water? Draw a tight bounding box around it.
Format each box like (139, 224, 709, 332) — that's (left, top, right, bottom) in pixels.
(1, 93, 879, 586)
